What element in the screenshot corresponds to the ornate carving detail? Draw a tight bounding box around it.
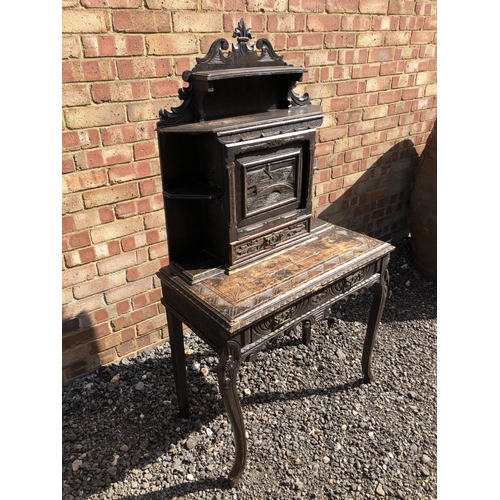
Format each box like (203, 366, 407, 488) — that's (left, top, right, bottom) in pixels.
(218, 118, 322, 145)
(158, 19, 311, 126)
(217, 341, 241, 393)
(234, 220, 308, 259)
(271, 306, 296, 329)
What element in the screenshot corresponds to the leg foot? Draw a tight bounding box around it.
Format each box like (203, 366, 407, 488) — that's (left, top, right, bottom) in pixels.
(166, 309, 189, 418)
(217, 340, 247, 487)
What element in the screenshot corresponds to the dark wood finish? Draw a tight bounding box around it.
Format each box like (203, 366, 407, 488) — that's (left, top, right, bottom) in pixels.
(155, 20, 395, 487)
(156, 19, 322, 281)
(158, 219, 394, 486)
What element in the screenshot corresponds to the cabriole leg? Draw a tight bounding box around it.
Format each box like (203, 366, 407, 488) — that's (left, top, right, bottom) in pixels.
(217, 340, 247, 488)
(362, 266, 390, 383)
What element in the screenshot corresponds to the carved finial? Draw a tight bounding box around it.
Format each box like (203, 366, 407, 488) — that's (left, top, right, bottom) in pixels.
(233, 18, 252, 44)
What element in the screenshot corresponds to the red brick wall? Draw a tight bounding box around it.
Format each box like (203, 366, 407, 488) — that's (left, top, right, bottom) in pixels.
(62, 0, 437, 383)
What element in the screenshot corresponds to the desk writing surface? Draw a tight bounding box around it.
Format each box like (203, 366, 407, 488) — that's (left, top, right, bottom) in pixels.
(159, 220, 393, 332)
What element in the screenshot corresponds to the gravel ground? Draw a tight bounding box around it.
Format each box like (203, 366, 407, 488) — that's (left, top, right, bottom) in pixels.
(62, 237, 437, 500)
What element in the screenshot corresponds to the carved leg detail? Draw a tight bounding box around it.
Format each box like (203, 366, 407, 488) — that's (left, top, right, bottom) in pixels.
(217, 340, 247, 488)
(302, 319, 312, 346)
(362, 267, 389, 384)
(166, 309, 189, 418)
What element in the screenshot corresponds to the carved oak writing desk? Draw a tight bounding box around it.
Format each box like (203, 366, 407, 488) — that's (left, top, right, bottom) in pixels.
(155, 20, 395, 487)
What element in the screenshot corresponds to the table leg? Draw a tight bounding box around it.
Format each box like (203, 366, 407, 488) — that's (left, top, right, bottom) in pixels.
(302, 319, 312, 345)
(217, 340, 247, 488)
(362, 267, 389, 383)
(166, 308, 189, 418)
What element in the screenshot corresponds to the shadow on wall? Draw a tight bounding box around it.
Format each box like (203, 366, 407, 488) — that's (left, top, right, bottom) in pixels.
(317, 139, 420, 244)
(63, 310, 110, 383)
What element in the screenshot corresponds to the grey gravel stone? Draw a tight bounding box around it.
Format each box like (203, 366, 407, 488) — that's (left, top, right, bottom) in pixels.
(62, 237, 436, 499)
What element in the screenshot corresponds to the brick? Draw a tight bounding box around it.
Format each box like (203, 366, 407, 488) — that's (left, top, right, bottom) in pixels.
(63, 169, 108, 194)
(246, 0, 287, 11)
(145, 34, 198, 55)
(73, 271, 127, 299)
(97, 251, 141, 276)
(92, 217, 145, 246)
(116, 58, 173, 80)
(149, 241, 168, 261)
(82, 35, 144, 58)
(385, 31, 411, 46)
(63, 0, 79, 6)
(326, 0, 358, 12)
(105, 277, 152, 304)
(360, 0, 388, 13)
(372, 15, 399, 30)
(320, 66, 351, 81)
(378, 89, 402, 104)
(341, 16, 372, 31)
(172, 12, 221, 33)
(113, 11, 171, 33)
(388, 0, 415, 14)
(62, 36, 81, 59)
(307, 15, 341, 31)
(319, 125, 347, 142)
(139, 177, 162, 196)
(357, 32, 384, 48)
(71, 207, 114, 231)
(65, 241, 121, 267)
(62, 345, 89, 369)
(62, 10, 109, 33)
(399, 15, 425, 30)
(369, 47, 395, 63)
(348, 121, 375, 137)
(425, 84, 437, 97)
(374, 116, 399, 131)
(363, 105, 389, 120)
(127, 258, 167, 282)
(146, 0, 197, 8)
(62, 263, 97, 289)
(62, 155, 76, 174)
(62, 295, 106, 321)
(109, 160, 159, 184)
(150, 79, 182, 98)
(419, 45, 436, 58)
(362, 131, 388, 146)
(268, 14, 306, 33)
(410, 31, 434, 44)
(65, 104, 126, 130)
(136, 315, 165, 336)
(416, 71, 437, 86)
(144, 210, 165, 229)
(350, 93, 378, 109)
(127, 98, 178, 122)
(304, 50, 337, 67)
(75, 145, 133, 169)
(338, 49, 368, 65)
(83, 182, 139, 209)
(392, 74, 415, 88)
(133, 141, 158, 161)
(380, 60, 406, 75)
(352, 64, 380, 79)
(334, 135, 361, 153)
(62, 85, 91, 108)
(336, 109, 362, 125)
(62, 230, 92, 252)
(424, 16, 437, 30)
(63, 193, 84, 214)
(399, 113, 419, 126)
(101, 122, 155, 147)
(63, 60, 117, 83)
(92, 81, 149, 103)
(325, 33, 356, 48)
(336, 80, 366, 96)
(82, 0, 142, 6)
(62, 129, 101, 152)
